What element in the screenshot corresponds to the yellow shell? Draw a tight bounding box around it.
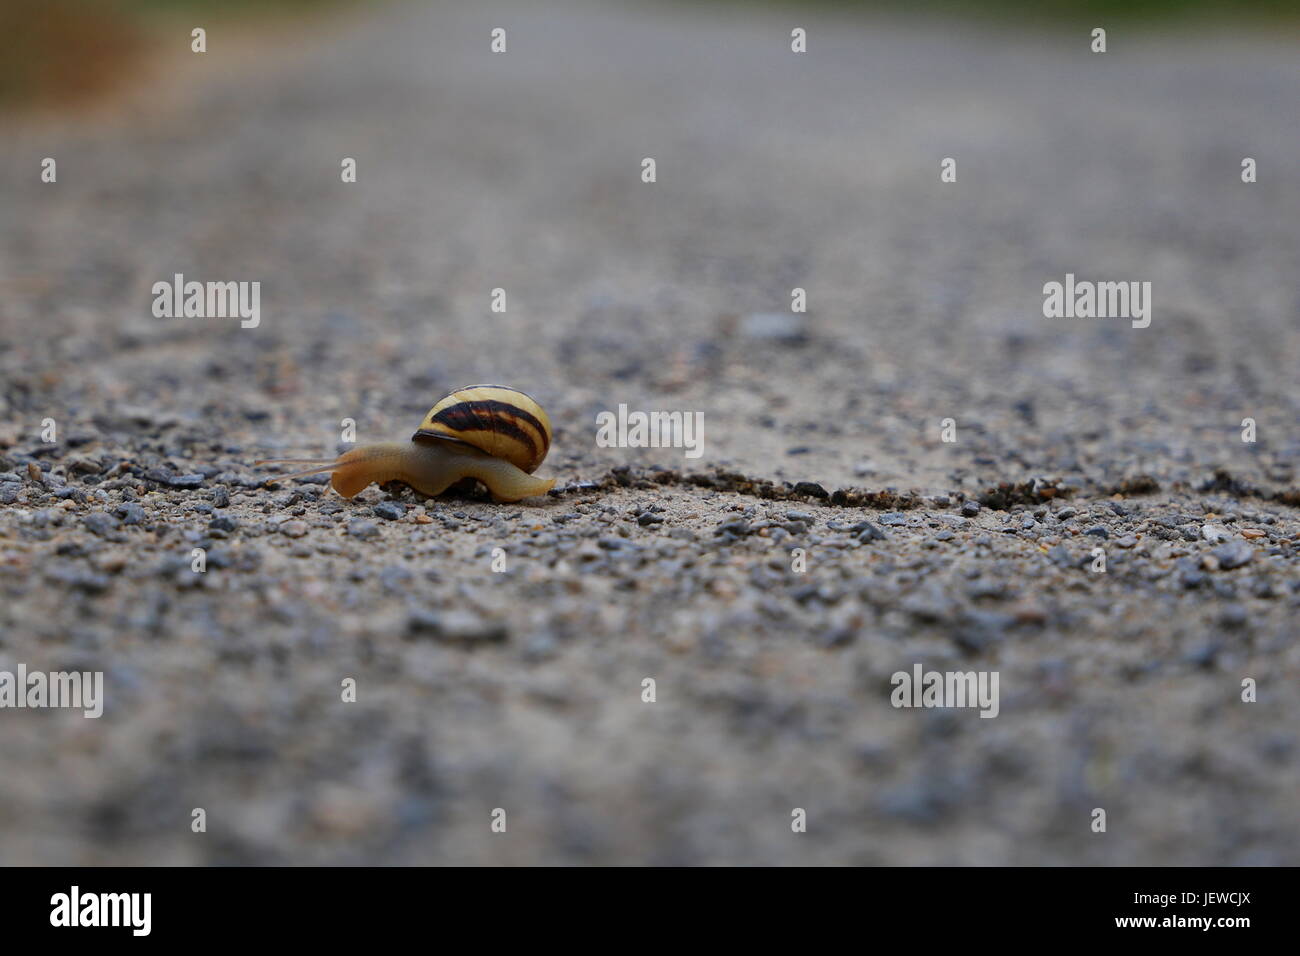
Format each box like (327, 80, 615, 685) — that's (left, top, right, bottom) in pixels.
(412, 385, 552, 474)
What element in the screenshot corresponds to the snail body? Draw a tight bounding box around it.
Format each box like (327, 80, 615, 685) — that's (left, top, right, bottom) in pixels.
(256, 385, 556, 503)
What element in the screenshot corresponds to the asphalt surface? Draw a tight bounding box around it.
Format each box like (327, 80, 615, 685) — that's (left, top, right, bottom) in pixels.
(0, 0, 1297, 865)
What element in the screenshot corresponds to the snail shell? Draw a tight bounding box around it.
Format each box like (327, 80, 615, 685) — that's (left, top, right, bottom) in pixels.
(414, 385, 552, 474)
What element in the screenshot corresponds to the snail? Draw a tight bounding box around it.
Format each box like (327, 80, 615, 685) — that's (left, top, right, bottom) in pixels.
(255, 385, 556, 503)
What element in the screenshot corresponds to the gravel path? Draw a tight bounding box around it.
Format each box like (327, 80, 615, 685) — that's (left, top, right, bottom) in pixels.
(1, 0, 1297, 864)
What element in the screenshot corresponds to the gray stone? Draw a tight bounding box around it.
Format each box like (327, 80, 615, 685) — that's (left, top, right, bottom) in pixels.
(1211, 541, 1254, 570)
(83, 512, 120, 536)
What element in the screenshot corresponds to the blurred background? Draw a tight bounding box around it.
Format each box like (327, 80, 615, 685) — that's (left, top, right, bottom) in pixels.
(1, 0, 1297, 866)
(4, 1, 1299, 110)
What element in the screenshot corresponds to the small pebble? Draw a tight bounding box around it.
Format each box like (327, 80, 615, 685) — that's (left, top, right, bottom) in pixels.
(83, 512, 120, 536)
(1219, 604, 1248, 629)
(856, 521, 888, 543)
(1211, 541, 1253, 570)
(792, 481, 828, 499)
(1047, 544, 1074, 567)
(116, 502, 147, 526)
(715, 519, 751, 537)
(407, 609, 508, 645)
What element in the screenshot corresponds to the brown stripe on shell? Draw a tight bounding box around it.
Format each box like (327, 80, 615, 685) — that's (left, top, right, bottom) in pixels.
(434, 387, 551, 444)
(435, 400, 548, 452)
(414, 399, 549, 470)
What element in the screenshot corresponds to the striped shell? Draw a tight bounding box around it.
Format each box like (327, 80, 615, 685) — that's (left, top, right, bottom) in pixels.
(412, 385, 552, 474)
